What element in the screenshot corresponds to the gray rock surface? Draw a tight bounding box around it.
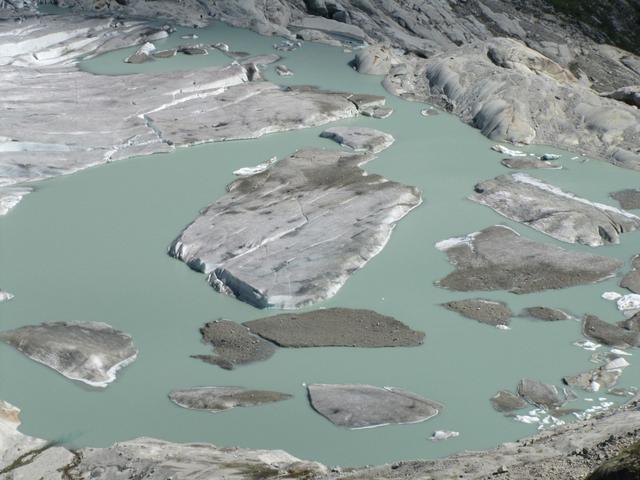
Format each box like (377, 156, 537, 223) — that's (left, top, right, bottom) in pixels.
(442, 298, 512, 327)
(0, 16, 369, 191)
(490, 390, 528, 413)
(384, 38, 640, 171)
(517, 378, 568, 410)
(501, 157, 560, 169)
(243, 308, 424, 347)
(320, 127, 395, 153)
(621, 255, 640, 294)
(351, 45, 395, 75)
(618, 312, 640, 332)
(521, 306, 572, 321)
(564, 365, 623, 392)
(307, 384, 442, 429)
(611, 189, 640, 210)
(0, 322, 137, 387)
(603, 85, 640, 108)
(191, 320, 276, 370)
(169, 387, 292, 412)
(470, 174, 640, 246)
(582, 315, 640, 348)
(436, 225, 622, 294)
(169, 149, 420, 309)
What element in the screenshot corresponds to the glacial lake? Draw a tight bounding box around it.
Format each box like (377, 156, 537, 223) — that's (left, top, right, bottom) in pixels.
(1, 17, 640, 467)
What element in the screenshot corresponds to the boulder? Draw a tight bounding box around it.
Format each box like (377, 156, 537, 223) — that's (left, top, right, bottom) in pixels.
(621, 255, 640, 294)
(501, 158, 561, 169)
(521, 307, 572, 321)
(490, 390, 528, 412)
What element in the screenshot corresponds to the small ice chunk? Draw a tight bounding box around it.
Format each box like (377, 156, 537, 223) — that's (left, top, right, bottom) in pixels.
(233, 156, 277, 177)
(515, 415, 540, 424)
(0, 291, 14, 302)
(492, 145, 527, 157)
(604, 357, 630, 370)
(430, 430, 460, 441)
(611, 348, 632, 356)
(541, 153, 561, 160)
(574, 340, 601, 351)
(617, 294, 640, 314)
(602, 291, 623, 301)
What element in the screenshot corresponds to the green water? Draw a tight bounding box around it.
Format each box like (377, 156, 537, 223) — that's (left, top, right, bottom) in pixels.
(1, 19, 640, 467)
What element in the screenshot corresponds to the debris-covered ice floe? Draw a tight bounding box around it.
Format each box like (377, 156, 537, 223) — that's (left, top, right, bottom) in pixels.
(233, 156, 277, 176)
(430, 430, 460, 441)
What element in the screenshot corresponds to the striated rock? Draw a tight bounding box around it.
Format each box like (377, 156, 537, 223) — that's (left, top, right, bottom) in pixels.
(442, 299, 512, 327)
(470, 174, 640, 246)
(243, 308, 424, 347)
(169, 387, 292, 412)
(621, 255, 640, 294)
(307, 384, 442, 429)
(0, 322, 137, 387)
(611, 189, 640, 210)
(490, 390, 528, 413)
(351, 45, 394, 75)
(385, 37, 640, 171)
(521, 307, 572, 321)
(191, 320, 276, 370)
(320, 126, 395, 153)
(169, 149, 420, 309)
(517, 378, 568, 410)
(295, 28, 342, 47)
(290, 16, 367, 42)
(501, 158, 561, 169)
(436, 225, 622, 294)
(583, 315, 640, 348)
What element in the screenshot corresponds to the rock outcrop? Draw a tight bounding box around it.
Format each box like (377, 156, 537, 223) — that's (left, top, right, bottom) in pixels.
(244, 308, 424, 347)
(0, 322, 137, 387)
(436, 225, 623, 294)
(191, 320, 276, 370)
(470, 174, 640, 246)
(307, 384, 442, 429)
(169, 387, 292, 412)
(169, 149, 421, 309)
(517, 378, 568, 410)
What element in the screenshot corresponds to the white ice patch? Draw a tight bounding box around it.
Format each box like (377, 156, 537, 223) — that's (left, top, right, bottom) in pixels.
(0, 291, 14, 302)
(602, 291, 623, 301)
(435, 231, 480, 251)
(574, 340, 601, 351)
(604, 357, 630, 370)
(430, 430, 460, 441)
(540, 153, 561, 160)
(0, 187, 32, 216)
(611, 348, 632, 356)
(492, 144, 527, 157)
(233, 156, 277, 177)
(515, 415, 540, 424)
(496, 324, 511, 330)
(617, 294, 640, 315)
